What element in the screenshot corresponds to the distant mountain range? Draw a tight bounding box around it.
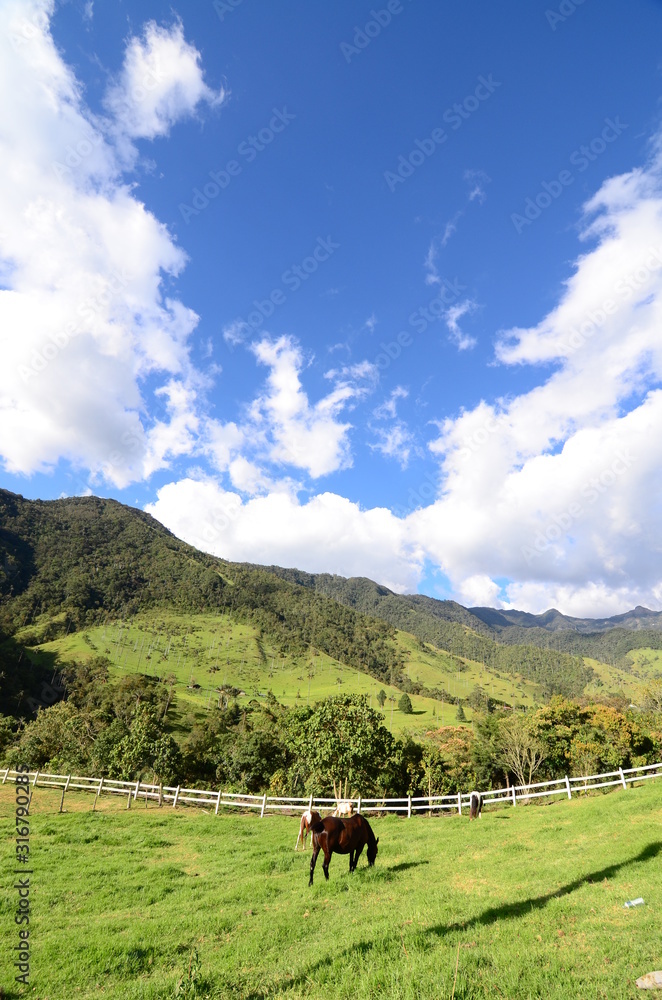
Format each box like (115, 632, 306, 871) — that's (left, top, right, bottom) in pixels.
(469, 604, 662, 634)
(254, 566, 662, 648)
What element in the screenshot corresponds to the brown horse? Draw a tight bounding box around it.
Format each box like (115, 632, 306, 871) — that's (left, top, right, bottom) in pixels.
(309, 814, 379, 886)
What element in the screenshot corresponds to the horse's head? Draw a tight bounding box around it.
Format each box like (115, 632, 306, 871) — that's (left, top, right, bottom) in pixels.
(367, 836, 379, 866)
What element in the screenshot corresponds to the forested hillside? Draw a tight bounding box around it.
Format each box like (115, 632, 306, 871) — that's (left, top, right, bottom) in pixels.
(258, 565, 662, 668)
(253, 566, 592, 697)
(0, 490, 404, 693)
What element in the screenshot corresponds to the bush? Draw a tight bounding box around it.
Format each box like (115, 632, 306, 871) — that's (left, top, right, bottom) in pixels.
(398, 693, 413, 715)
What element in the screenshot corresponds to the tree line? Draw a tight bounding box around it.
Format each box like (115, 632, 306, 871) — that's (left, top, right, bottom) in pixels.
(3, 660, 661, 799)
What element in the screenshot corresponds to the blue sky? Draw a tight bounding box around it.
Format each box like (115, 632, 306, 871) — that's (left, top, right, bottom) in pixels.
(2, 0, 662, 616)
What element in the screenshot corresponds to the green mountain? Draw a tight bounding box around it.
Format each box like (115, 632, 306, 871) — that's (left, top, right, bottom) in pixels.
(0, 489, 405, 713)
(3, 487, 655, 717)
(255, 565, 662, 666)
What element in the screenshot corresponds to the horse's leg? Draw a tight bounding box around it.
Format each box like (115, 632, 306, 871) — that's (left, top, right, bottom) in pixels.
(349, 849, 355, 873)
(353, 843, 365, 870)
(322, 845, 331, 881)
(309, 842, 320, 886)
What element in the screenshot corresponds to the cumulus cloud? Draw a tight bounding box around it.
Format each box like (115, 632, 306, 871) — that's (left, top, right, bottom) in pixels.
(104, 19, 225, 141)
(413, 147, 662, 616)
(0, 1, 216, 488)
(246, 335, 374, 478)
(146, 477, 424, 594)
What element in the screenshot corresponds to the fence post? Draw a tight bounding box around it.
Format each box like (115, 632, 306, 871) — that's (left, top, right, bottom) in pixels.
(126, 788, 132, 809)
(260, 793, 267, 818)
(1, 768, 8, 784)
(59, 774, 71, 813)
(172, 786, 180, 809)
(93, 777, 104, 812)
(215, 790, 221, 816)
(457, 792, 462, 816)
(357, 795, 361, 814)
(511, 786, 516, 807)
(308, 792, 313, 810)
(407, 795, 411, 818)
(619, 767, 627, 790)
(134, 779, 141, 802)
(158, 783, 163, 807)
(565, 775, 571, 800)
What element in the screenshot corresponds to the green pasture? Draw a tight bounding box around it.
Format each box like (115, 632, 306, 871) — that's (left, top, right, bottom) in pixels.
(582, 657, 640, 702)
(1, 780, 662, 998)
(625, 648, 662, 684)
(30, 612, 483, 734)
(397, 633, 542, 709)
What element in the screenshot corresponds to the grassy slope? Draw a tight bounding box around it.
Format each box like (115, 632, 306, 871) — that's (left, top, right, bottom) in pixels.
(29, 612, 475, 734)
(31, 610, 645, 743)
(1, 780, 661, 998)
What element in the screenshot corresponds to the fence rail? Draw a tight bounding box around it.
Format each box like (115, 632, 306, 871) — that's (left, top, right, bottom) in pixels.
(3, 760, 662, 816)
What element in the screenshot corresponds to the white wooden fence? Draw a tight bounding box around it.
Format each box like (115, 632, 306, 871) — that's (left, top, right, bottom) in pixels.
(3, 760, 662, 815)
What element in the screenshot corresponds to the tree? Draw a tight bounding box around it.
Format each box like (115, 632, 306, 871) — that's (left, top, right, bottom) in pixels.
(498, 714, 546, 790)
(377, 689, 387, 708)
(285, 694, 396, 796)
(107, 704, 182, 782)
(424, 726, 476, 794)
(398, 693, 413, 715)
(455, 703, 466, 722)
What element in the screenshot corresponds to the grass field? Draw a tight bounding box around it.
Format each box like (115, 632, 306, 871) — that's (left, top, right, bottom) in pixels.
(27, 612, 553, 738)
(1, 779, 661, 998)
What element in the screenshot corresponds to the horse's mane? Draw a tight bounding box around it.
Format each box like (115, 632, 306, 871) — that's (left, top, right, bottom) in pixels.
(361, 814, 377, 847)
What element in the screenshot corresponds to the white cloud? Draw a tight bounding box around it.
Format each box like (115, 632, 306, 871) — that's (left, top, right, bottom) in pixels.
(445, 300, 477, 350)
(146, 477, 424, 594)
(373, 386, 408, 421)
(104, 19, 225, 141)
(0, 1, 208, 488)
(369, 423, 414, 468)
(413, 148, 662, 616)
(369, 387, 413, 466)
(456, 574, 502, 608)
(246, 335, 373, 478)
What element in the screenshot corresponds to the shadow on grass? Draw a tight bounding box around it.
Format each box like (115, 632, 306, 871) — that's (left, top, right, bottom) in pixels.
(275, 841, 662, 994)
(387, 860, 430, 873)
(428, 840, 662, 937)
